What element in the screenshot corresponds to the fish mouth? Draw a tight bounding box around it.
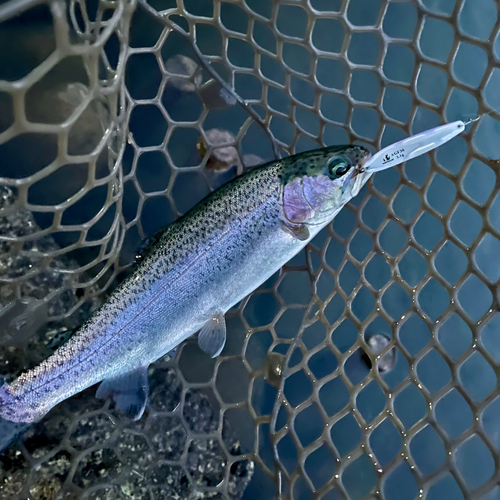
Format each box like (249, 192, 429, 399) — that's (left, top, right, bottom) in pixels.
(354, 149, 371, 173)
(344, 160, 372, 197)
(345, 147, 371, 180)
(344, 163, 363, 184)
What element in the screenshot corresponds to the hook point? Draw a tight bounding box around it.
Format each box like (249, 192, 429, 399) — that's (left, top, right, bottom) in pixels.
(463, 115, 482, 126)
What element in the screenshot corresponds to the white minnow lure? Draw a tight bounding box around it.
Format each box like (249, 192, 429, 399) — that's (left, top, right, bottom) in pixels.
(0, 120, 468, 425)
(363, 120, 471, 173)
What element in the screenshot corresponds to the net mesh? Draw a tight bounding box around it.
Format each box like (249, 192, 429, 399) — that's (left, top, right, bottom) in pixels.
(0, 0, 500, 499)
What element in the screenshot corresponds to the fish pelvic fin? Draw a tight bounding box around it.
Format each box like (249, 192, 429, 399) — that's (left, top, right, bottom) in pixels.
(198, 312, 227, 358)
(96, 366, 149, 421)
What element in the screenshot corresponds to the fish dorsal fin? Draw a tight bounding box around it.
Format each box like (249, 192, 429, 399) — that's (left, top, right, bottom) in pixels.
(198, 313, 226, 358)
(134, 227, 168, 265)
(96, 366, 149, 420)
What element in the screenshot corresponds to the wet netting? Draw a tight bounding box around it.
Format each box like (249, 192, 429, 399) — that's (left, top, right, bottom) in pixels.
(0, 0, 500, 499)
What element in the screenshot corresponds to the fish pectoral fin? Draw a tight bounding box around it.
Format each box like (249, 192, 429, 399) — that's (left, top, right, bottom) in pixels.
(198, 312, 226, 358)
(96, 366, 149, 421)
(281, 220, 310, 241)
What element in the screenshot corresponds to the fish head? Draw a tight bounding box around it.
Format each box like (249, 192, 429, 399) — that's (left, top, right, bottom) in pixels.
(280, 145, 371, 227)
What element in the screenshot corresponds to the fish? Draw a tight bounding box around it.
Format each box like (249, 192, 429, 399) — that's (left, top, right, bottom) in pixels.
(0, 145, 371, 424)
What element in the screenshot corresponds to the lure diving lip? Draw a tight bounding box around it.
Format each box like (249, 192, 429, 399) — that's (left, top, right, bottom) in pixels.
(363, 119, 475, 174)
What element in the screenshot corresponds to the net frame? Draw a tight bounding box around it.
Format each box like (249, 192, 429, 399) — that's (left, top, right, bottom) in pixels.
(0, 0, 499, 499)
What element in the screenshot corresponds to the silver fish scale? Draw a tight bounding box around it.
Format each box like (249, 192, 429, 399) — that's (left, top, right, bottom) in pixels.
(0, 1, 499, 500)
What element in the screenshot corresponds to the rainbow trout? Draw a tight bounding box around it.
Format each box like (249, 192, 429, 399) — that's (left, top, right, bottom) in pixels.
(0, 145, 370, 423)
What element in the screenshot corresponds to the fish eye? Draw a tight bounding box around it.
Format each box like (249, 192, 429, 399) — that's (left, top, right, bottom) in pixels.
(326, 157, 351, 179)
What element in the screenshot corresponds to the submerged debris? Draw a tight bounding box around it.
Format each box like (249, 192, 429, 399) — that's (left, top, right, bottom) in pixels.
(198, 79, 237, 109)
(364, 333, 396, 373)
(165, 55, 201, 93)
(165, 54, 237, 108)
(1, 300, 48, 349)
(264, 352, 286, 388)
(197, 129, 264, 175)
(242, 154, 264, 169)
(197, 129, 240, 172)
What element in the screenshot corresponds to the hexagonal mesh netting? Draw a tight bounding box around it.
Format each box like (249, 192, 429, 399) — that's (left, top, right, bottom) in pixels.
(0, 0, 500, 499)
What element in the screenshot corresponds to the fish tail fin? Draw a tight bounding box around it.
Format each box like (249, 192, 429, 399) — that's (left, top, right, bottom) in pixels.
(0, 414, 29, 455)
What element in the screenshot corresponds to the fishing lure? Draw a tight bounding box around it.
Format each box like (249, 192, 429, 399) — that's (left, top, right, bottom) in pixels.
(363, 119, 475, 173)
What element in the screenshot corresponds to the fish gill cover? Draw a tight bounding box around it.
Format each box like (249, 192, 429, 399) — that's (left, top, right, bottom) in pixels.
(0, 0, 499, 499)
